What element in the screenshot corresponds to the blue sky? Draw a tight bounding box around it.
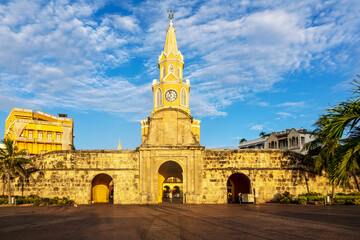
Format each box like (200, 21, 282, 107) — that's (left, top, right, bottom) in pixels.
(0, 0, 359, 149)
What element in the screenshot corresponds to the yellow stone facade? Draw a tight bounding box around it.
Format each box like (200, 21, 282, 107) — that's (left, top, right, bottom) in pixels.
(1, 18, 356, 204)
(141, 19, 200, 144)
(4, 107, 73, 155)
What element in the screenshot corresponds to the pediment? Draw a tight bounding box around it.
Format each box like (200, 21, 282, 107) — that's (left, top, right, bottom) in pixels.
(163, 73, 178, 81)
(158, 51, 184, 62)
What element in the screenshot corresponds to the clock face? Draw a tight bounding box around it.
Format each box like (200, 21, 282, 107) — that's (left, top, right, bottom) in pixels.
(165, 89, 178, 102)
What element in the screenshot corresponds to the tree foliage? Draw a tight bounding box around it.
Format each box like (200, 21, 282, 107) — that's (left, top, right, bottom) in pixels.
(304, 77, 360, 190)
(0, 138, 33, 205)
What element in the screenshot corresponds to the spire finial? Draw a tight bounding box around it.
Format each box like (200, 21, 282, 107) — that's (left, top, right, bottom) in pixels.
(167, 9, 174, 20)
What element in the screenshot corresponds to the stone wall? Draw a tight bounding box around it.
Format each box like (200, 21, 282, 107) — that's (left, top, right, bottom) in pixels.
(0, 148, 354, 205)
(200, 149, 350, 203)
(2, 150, 140, 204)
(141, 108, 200, 147)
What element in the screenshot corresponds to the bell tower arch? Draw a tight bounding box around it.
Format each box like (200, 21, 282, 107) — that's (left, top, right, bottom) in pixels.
(138, 11, 204, 205)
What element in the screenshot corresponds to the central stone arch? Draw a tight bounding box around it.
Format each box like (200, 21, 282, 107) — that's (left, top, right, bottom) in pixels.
(91, 173, 114, 203)
(157, 161, 183, 203)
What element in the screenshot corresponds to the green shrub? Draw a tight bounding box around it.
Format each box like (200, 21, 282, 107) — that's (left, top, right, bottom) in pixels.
(308, 196, 325, 202)
(15, 197, 31, 205)
(335, 192, 346, 196)
(354, 199, 360, 205)
(57, 197, 74, 205)
(297, 196, 307, 205)
(0, 194, 74, 206)
(282, 191, 291, 197)
(345, 199, 355, 205)
(50, 197, 59, 205)
(279, 197, 291, 204)
(305, 192, 322, 197)
(278, 192, 293, 204)
(28, 194, 41, 199)
(332, 198, 345, 205)
(33, 198, 42, 206)
(335, 195, 360, 200)
(348, 192, 360, 196)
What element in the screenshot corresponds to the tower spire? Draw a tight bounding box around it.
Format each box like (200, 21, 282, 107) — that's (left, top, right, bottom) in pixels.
(167, 9, 174, 20)
(163, 9, 179, 55)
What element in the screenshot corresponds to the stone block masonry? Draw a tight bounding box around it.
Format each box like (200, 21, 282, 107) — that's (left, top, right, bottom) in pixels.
(0, 148, 351, 205)
(201, 149, 347, 203)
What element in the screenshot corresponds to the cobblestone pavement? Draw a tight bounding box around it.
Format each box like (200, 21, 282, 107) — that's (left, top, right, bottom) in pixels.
(0, 204, 359, 240)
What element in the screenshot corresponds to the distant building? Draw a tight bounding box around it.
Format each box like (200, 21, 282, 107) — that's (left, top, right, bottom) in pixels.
(239, 128, 315, 153)
(238, 137, 268, 149)
(4, 107, 74, 155)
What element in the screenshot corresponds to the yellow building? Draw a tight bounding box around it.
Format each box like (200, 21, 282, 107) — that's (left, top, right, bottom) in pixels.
(4, 107, 74, 155)
(141, 17, 201, 143)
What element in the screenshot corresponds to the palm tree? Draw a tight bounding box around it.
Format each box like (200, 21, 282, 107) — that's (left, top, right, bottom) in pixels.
(303, 115, 339, 195)
(303, 77, 360, 191)
(239, 138, 247, 143)
(327, 99, 360, 190)
(0, 138, 32, 205)
(259, 131, 266, 138)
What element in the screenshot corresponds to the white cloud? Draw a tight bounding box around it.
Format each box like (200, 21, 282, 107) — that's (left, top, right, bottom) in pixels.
(277, 112, 292, 118)
(277, 102, 305, 107)
(0, 0, 148, 118)
(232, 136, 244, 140)
(249, 100, 270, 107)
(207, 144, 239, 149)
(103, 15, 141, 33)
(250, 125, 264, 131)
(0, 0, 359, 119)
(331, 79, 354, 92)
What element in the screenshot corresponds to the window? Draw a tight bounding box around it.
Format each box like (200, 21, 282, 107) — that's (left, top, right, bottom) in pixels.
(56, 133, 61, 141)
(180, 88, 187, 107)
(155, 88, 163, 107)
(38, 132, 43, 139)
(169, 64, 174, 74)
(28, 131, 33, 138)
(177, 66, 181, 78)
(162, 66, 165, 78)
(48, 133, 52, 140)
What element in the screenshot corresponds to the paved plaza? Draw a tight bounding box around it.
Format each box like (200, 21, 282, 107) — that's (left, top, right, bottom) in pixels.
(0, 204, 359, 240)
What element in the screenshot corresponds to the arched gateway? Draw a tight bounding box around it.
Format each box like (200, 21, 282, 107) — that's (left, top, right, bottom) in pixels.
(227, 173, 251, 203)
(158, 161, 183, 203)
(91, 173, 114, 203)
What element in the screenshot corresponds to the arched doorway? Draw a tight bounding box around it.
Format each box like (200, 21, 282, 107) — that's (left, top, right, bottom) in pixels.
(162, 177, 183, 203)
(91, 174, 114, 203)
(227, 173, 251, 203)
(158, 161, 183, 203)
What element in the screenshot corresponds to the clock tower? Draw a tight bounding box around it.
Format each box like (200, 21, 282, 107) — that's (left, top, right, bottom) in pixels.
(140, 13, 201, 146)
(152, 15, 190, 114)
